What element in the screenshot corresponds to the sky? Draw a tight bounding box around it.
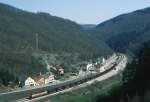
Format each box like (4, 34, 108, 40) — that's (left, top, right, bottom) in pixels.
(0, 0, 150, 24)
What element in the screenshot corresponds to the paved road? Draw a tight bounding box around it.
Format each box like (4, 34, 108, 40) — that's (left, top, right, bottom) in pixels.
(0, 53, 127, 102)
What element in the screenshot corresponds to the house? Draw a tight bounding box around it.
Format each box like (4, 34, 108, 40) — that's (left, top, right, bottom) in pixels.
(34, 75, 45, 86)
(44, 74, 55, 84)
(102, 57, 106, 65)
(25, 77, 37, 86)
(100, 66, 105, 72)
(86, 63, 94, 71)
(58, 67, 64, 75)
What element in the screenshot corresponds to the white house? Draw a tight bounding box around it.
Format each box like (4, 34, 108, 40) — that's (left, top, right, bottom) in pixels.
(25, 77, 37, 86)
(100, 66, 105, 72)
(86, 63, 94, 71)
(102, 57, 106, 65)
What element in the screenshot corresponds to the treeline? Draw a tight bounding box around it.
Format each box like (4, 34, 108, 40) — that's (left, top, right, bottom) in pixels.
(92, 7, 150, 56)
(94, 42, 150, 102)
(106, 31, 142, 53)
(0, 3, 112, 56)
(0, 69, 18, 86)
(0, 3, 112, 87)
(0, 51, 47, 86)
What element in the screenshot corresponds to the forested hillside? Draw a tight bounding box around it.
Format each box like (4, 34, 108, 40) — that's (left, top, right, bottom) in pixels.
(95, 41, 150, 102)
(0, 3, 113, 86)
(0, 3, 112, 55)
(80, 24, 96, 30)
(92, 7, 150, 56)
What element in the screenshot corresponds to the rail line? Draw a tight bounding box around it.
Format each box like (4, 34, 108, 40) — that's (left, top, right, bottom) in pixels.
(0, 53, 127, 102)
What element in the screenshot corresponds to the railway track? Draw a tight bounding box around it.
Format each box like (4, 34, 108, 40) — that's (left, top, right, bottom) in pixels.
(0, 53, 127, 102)
(12, 98, 29, 102)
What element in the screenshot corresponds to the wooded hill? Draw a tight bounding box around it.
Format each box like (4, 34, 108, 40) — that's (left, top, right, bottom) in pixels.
(0, 3, 113, 85)
(91, 7, 150, 56)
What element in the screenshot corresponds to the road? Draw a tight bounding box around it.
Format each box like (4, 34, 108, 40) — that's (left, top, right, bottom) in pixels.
(0, 53, 127, 102)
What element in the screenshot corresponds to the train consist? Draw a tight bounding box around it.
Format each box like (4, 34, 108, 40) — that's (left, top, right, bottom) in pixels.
(28, 54, 123, 99)
(0, 53, 128, 102)
(28, 66, 115, 99)
(29, 91, 49, 99)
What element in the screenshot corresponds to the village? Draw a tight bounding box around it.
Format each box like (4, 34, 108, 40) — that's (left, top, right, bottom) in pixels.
(19, 55, 113, 88)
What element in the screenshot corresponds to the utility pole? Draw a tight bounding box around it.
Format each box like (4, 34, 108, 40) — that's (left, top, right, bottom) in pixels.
(36, 33, 39, 50)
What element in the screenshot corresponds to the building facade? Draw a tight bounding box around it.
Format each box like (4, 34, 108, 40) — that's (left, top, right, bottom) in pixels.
(44, 75, 55, 84)
(34, 76, 45, 86)
(25, 77, 37, 86)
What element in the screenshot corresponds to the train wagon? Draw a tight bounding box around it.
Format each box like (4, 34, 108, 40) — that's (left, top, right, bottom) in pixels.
(29, 90, 49, 99)
(28, 65, 115, 99)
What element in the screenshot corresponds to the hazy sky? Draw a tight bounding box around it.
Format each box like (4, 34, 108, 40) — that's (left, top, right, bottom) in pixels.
(0, 0, 150, 24)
